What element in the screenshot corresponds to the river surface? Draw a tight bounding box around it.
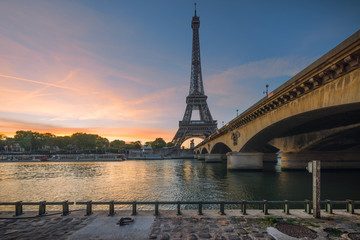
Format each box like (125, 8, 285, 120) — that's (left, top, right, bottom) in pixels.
(0, 159, 359, 210)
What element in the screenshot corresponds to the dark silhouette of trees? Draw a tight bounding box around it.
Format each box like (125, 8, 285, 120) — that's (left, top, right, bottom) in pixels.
(1, 130, 172, 153)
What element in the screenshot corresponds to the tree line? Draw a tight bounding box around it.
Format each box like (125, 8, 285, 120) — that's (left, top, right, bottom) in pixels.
(0, 131, 174, 154)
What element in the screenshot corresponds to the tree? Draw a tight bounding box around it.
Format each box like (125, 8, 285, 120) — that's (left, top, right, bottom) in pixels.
(151, 138, 166, 149)
(96, 136, 109, 151)
(0, 134, 5, 150)
(70, 132, 109, 152)
(110, 140, 126, 149)
(126, 141, 142, 149)
(14, 131, 34, 151)
(166, 142, 175, 147)
(40, 133, 56, 148)
(71, 133, 97, 151)
(54, 136, 71, 149)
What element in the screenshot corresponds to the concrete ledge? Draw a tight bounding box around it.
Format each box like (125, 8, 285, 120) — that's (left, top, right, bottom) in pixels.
(281, 152, 360, 170)
(205, 153, 226, 163)
(227, 152, 263, 170)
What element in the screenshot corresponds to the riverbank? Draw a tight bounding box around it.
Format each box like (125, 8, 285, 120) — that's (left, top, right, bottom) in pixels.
(0, 210, 359, 239)
(0, 153, 194, 162)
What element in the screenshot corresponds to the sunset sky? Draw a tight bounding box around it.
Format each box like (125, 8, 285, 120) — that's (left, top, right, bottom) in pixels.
(1, 0, 359, 144)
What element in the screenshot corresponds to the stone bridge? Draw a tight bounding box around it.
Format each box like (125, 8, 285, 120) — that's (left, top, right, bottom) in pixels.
(194, 30, 360, 170)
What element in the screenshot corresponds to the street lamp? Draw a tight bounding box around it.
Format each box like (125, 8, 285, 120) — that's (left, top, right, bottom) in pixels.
(263, 84, 269, 95)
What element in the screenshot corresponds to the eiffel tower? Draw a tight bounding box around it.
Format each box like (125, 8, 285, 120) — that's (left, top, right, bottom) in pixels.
(172, 4, 217, 148)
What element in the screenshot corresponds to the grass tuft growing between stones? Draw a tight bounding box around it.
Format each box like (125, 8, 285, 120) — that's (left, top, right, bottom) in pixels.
(324, 227, 343, 237)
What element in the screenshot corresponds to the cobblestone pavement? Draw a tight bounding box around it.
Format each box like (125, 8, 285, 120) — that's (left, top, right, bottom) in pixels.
(149, 216, 273, 240)
(0, 210, 360, 240)
(0, 214, 95, 240)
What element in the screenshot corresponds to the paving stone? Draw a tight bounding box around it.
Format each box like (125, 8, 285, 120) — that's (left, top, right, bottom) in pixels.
(188, 234, 198, 240)
(198, 232, 212, 238)
(200, 227, 210, 233)
(214, 235, 227, 240)
(188, 227, 196, 233)
(236, 228, 247, 234)
(227, 234, 241, 240)
(160, 233, 170, 240)
(254, 232, 264, 237)
(210, 223, 219, 228)
(173, 232, 183, 238)
(172, 226, 182, 232)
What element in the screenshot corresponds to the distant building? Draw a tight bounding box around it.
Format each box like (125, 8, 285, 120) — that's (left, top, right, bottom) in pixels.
(141, 145, 153, 154)
(10, 143, 23, 152)
(128, 145, 153, 158)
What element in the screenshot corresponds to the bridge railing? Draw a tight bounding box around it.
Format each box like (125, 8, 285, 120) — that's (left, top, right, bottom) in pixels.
(0, 200, 358, 217)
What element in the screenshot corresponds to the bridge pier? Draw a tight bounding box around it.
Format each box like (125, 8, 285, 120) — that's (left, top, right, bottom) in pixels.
(226, 152, 263, 170)
(263, 153, 278, 163)
(205, 153, 226, 163)
(197, 154, 206, 160)
(281, 152, 360, 170)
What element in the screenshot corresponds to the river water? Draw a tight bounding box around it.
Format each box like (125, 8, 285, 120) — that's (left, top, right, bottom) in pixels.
(0, 159, 359, 210)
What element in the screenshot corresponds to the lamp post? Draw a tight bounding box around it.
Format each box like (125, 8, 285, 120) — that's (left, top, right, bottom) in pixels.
(307, 160, 321, 218)
(236, 109, 239, 117)
(263, 84, 269, 95)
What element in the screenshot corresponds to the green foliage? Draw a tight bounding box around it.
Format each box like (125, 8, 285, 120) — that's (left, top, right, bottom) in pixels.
(0, 134, 4, 147)
(14, 131, 35, 151)
(3, 130, 169, 153)
(150, 138, 166, 149)
(256, 217, 279, 228)
(70, 132, 109, 151)
(110, 140, 126, 149)
(53, 136, 72, 149)
(324, 228, 343, 237)
(126, 141, 142, 149)
(166, 142, 175, 147)
(267, 217, 278, 224)
(286, 219, 299, 224)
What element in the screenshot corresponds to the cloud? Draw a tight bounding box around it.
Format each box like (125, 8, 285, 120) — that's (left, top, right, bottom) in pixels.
(0, 0, 187, 133)
(206, 56, 314, 95)
(0, 117, 175, 142)
(0, 73, 76, 91)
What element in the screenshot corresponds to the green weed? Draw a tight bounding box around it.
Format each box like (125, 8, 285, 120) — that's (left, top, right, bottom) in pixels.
(324, 228, 343, 237)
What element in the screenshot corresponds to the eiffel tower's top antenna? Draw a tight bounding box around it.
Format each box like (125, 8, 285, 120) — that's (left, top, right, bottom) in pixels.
(194, 2, 197, 16)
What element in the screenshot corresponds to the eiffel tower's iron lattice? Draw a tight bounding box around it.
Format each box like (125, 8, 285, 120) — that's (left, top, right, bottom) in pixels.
(172, 5, 217, 148)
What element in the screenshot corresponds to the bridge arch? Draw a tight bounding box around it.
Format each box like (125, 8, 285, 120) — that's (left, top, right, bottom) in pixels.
(240, 103, 360, 153)
(210, 142, 232, 154)
(201, 148, 208, 154)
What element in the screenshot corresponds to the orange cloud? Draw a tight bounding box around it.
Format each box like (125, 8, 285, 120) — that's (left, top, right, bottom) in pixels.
(0, 118, 175, 143)
(0, 1, 187, 144)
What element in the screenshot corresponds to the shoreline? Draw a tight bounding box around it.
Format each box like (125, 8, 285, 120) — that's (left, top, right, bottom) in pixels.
(0, 158, 193, 163)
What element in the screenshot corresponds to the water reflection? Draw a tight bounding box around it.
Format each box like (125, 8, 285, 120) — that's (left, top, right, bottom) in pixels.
(0, 160, 359, 210)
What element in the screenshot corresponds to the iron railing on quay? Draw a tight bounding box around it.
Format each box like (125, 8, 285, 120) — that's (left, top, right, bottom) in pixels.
(0, 201, 74, 216)
(0, 200, 358, 217)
